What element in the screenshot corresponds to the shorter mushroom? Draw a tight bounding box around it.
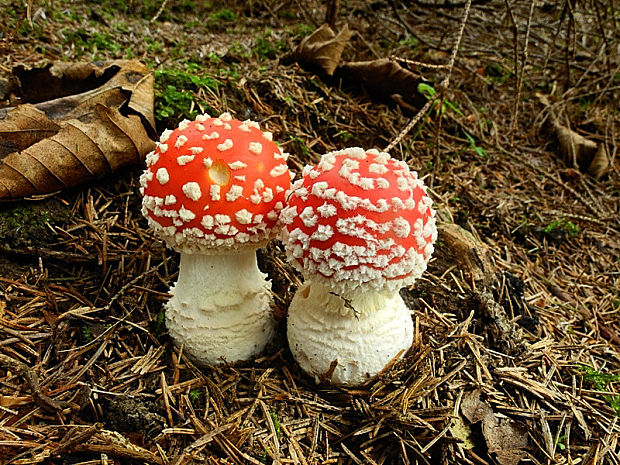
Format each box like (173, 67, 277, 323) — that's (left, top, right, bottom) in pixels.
(280, 147, 436, 385)
(140, 113, 291, 365)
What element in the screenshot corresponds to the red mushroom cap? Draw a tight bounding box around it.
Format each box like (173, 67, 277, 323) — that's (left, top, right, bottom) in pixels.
(280, 147, 436, 295)
(140, 113, 292, 254)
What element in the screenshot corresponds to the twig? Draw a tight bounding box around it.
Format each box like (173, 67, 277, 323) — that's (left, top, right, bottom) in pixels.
(385, 0, 473, 152)
(0, 326, 35, 346)
(53, 424, 103, 456)
(105, 261, 166, 313)
(493, 141, 607, 218)
(26, 0, 34, 27)
(563, 0, 577, 91)
(325, 0, 340, 29)
(390, 56, 449, 70)
(150, 0, 169, 23)
(60, 261, 167, 353)
(510, 0, 536, 144)
(592, 0, 613, 74)
(504, 0, 520, 142)
(402, 0, 490, 7)
(385, 99, 434, 154)
(0, 353, 67, 412)
(74, 443, 164, 464)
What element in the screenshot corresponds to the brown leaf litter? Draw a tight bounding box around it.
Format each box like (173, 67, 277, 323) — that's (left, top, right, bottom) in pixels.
(286, 24, 429, 112)
(0, 60, 155, 200)
(538, 94, 610, 180)
(285, 23, 353, 76)
(0, 0, 618, 464)
(461, 389, 530, 465)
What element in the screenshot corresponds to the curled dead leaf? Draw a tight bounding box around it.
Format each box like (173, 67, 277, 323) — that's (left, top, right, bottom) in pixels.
(552, 121, 609, 179)
(461, 389, 492, 423)
(335, 58, 428, 111)
(0, 104, 60, 158)
(0, 60, 155, 200)
(538, 94, 610, 180)
(285, 25, 430, 112)
(286, 24, 353, 76)
(462, 390, 530, 465)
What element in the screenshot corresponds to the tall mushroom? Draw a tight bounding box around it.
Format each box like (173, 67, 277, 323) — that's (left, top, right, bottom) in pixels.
(140, 113, 291, 364)
(280, 147, 436, 385)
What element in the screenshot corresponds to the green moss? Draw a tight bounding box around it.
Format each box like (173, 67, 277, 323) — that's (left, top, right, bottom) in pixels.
(485, 62, 513, 84)
(207, 52, 222, 64)
(207, 8, 238, 30)
(278, 10, 296, 19)
(293, 23, 314, 38)
(398, 35, 419, 48)
(92, 32, 122, 53)
(0, 202, 70, 248)
(172, 0, 198, 14)
(289, 135, 310, 159)
(579, 366, 620, 415)
(154, 66, 220, 128)
(543, 218, 579, 239)
(81, 325, 94, 344)
(252, 31, 287, 59)
(209, 8, 238, 22)
(334, 130, 354, 142)
(146, 39, 164, 54)
(269, 411, 282, 440)
(188, 388, 202, 404)
(62, 29, 121, 58)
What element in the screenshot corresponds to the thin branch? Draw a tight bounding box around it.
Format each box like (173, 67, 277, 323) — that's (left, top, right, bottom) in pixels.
(150, 0, 170, 23)
(0, 353, 68, 412)
(325, 0, 340, 29)
(385, 0, 473, 152)
(510, 0, 536, 144)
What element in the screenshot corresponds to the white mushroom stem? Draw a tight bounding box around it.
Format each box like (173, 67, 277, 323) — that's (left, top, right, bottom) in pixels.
(287, 281, 413, 386)
(165, 250, 274, 365)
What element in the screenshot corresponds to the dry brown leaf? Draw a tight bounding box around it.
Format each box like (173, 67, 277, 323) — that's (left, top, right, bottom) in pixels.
(287, 24, 353, 76)
(538, 95, 610, 180)
(462, 390, 529, 465)
(0, 60, 155, 200)
(335, 58, 428, 111)
(482, 411, 529, 465)
(0, 104, 60, 158)
(461, 389, 492, 423)
(285, 26, 430, 112)
(6, 60, 156, 131)
(552, 122, 609, 179)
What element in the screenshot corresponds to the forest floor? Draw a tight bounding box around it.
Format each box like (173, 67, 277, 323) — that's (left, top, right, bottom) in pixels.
(0, 0, 618, 464)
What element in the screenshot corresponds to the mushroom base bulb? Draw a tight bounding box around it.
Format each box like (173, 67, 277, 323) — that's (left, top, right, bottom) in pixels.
(287, 282, 413, 386)
(165, 251, 274, 365)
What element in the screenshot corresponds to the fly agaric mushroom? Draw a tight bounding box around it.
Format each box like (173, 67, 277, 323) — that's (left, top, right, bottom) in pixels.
(280, 147, 436, 385)
(140, 113, 291, 364)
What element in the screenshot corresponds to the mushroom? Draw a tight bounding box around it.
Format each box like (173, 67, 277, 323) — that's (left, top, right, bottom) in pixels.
(280, 147, 436, 385)
(140, 113, 291, 365)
